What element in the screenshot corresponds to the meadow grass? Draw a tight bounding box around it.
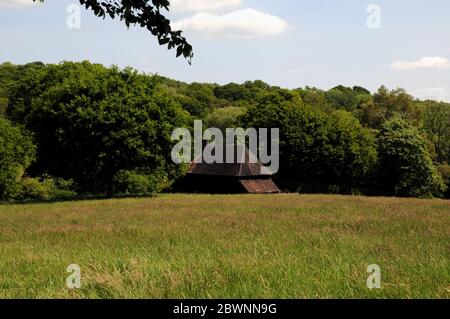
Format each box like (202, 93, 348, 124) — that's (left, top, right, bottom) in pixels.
(0, 194, 448, 299)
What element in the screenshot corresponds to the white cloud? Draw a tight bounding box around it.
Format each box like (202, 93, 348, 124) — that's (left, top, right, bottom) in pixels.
(414, 87, 449, 102)
(172, 8, 289, 38)
(0, 0, 36, 7)
(288, 68, 301, 75)
(170, 0, 241, 13)
(390, 57, 450, 71)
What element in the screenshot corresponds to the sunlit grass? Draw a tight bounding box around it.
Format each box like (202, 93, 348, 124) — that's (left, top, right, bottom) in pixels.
(0, 194, 448, 298)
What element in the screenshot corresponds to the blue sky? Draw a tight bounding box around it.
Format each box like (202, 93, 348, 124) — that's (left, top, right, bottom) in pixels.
(1, 0, 449, 100)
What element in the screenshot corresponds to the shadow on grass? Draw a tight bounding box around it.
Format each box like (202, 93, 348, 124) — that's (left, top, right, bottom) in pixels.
(1, 193, 159, 206)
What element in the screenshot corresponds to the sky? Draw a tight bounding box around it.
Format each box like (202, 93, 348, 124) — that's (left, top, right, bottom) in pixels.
(0, 0, 449, 101)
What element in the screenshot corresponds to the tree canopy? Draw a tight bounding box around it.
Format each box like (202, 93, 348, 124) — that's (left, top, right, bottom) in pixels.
(0, 118, 35, 201)
(1, 61, 449, 200)
(377, 118, 446, 197)
(8, 61, 189, 197)
(240, 92, 378, 192)
(423, 101, 450, 163)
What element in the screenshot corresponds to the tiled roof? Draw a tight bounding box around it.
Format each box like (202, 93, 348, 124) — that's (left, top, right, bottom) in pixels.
(188, 144, 272, 177)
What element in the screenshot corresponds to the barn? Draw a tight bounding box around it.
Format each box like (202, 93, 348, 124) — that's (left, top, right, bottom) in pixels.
(173, 144, 280, 194)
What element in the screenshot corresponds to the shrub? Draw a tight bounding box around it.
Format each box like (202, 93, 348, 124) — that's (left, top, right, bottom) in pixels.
(48, 177, 77, 200)
(16, 177, 77, 202)
(17, 177, 50, 201)
(114, 170, 170, 195)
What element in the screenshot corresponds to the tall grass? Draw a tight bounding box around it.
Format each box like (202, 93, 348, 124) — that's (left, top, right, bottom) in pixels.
(0, 194, 448, 298)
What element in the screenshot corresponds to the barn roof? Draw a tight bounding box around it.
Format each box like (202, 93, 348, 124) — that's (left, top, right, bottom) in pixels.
(239, 179, 280, 194)
(188, 144, 273, 177)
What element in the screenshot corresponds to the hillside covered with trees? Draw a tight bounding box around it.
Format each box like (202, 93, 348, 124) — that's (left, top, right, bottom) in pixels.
(0, 61, 449, 201)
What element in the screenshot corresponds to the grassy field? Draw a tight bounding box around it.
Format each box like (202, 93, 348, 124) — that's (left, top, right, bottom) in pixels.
(0, 194, 448, 299)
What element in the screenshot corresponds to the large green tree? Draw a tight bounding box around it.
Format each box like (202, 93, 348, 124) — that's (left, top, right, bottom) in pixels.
(325, 85, 359, 111)
(423, 101, 450, 163)
(377, 118, 446, 197)
(241, 92, 377, 190)
(8, 62, 189, 197)
(214, 83, 253, 102)
(0, 118, 35, 201)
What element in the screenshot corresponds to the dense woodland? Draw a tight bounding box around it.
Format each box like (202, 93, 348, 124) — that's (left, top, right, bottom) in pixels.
(0, 61, 449, 201)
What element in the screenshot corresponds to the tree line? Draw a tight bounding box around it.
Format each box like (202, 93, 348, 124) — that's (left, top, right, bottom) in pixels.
(0, 61, 449, 201)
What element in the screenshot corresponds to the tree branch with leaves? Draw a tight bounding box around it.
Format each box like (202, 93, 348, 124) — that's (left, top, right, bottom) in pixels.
(34, 0, 193, 63)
